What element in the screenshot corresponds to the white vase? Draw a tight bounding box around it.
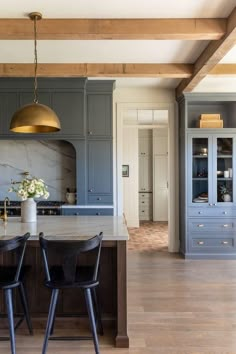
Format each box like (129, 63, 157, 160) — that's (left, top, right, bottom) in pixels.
(21, 198, 37, 223)
(223, 193, 231, 202)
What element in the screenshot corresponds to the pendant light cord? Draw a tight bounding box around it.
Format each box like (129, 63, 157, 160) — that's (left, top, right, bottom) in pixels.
(33, 16, 38, 104)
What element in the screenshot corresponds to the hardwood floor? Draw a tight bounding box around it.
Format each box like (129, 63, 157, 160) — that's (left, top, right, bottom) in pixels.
(1, 250, 236, 353)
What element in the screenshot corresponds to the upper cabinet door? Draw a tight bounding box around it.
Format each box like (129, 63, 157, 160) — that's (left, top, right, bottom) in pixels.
(52, 91, 85, 137)
(0, 93, 18, 135)
(213, 136, 234, 204)
(87, 140, 113, 195)
(87, 94, 112, 137)
(189, 135, 212, 206)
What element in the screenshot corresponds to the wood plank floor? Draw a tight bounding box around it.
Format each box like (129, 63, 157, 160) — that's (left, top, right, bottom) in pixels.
(1, 250, 236, 353)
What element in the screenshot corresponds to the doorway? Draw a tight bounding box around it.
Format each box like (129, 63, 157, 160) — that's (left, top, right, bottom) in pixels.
(116, 103, 179, 252)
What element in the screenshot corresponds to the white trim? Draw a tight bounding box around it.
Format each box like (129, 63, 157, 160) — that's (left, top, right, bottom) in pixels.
(115, 102, 179, 253)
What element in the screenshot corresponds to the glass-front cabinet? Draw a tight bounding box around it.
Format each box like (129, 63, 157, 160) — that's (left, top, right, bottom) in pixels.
(189, 134, 235, 206)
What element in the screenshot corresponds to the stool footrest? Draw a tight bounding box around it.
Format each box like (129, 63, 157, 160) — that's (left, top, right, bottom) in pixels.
(49, 336, 93, 341)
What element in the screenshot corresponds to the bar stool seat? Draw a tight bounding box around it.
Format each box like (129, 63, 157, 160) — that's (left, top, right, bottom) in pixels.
(39, 232, 103, 354)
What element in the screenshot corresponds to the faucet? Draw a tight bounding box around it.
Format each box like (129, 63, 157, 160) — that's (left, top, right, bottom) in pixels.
(0, 197, 10, 222)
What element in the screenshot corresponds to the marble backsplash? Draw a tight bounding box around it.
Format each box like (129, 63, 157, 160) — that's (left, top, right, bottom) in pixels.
(0, 140, 76, 201)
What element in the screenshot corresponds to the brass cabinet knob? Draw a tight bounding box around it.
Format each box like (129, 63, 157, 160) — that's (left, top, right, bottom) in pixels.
(198, 241, 204, 245)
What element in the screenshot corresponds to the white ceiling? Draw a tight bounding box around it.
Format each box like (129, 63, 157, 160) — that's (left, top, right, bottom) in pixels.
(1, 0, 235, 18)
(0, 0, 236, 91)
(0, 40, 209, 64)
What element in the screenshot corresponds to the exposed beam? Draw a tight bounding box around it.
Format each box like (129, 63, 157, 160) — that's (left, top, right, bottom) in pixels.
(0, 63, 193, 78)
(209, 64, 236, 75)
(0, 18, 226, 40)
(176, 7, 236, 97)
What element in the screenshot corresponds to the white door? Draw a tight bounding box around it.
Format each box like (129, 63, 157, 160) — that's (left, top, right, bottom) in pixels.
(153, 155, 168, 221)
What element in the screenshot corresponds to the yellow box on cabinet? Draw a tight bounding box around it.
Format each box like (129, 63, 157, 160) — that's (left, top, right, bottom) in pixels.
(200, 114, 221, 120)
(199, 120, 223, 128)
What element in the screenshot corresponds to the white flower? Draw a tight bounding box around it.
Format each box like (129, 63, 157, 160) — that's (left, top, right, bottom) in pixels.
(9, 176, 50, 201)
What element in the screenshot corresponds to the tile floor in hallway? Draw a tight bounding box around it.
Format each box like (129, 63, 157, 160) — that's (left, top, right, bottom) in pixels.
(128, 221, 168, 252)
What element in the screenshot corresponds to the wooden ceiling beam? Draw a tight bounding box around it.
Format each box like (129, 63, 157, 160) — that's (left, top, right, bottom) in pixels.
(0, 63, 193, 78)
(176, 7, 236, 97)
(209, 64, 236, 75)
(0, 18, 226, 40)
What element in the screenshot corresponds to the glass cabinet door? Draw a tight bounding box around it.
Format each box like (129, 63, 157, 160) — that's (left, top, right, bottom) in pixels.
(191, 138, 209, 204)
(216, 137, 233, 203)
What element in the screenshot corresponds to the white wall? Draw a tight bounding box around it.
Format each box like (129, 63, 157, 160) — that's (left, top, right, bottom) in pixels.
(122, 126, 139, 227)
(113, 86, 179, 252)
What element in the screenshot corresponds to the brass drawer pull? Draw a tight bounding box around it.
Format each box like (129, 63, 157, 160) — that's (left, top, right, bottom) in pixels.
(223, 224, 229, 228)
(223, 211, 227, 215)
(197, 224, 204, 227)
(198, 241, 204, 245)
(222, 241, 229, 245)
(198, 211, 203, 214)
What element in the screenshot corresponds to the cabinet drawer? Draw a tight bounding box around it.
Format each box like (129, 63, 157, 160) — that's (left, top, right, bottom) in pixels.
(88, 194, 113, 204)
(189, 236, 234, 252)
(139, 204, 152, 213)
(188, 207, 236, 217)
(188, 220, 234, 233)
(139, 193, 152, 202)
(139, 199, 152, 207)
(62, 208, 113, 216)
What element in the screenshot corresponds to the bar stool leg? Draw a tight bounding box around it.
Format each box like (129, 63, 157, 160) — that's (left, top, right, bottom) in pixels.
(4, 288, 16, 354)
(92, 288, 104, 335)
(42, 289, 59, 354)
(18, 282, 33, 335)
(84, 288, 100, 354)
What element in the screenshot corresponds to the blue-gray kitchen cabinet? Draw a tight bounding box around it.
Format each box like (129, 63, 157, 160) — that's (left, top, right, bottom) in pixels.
(0, 78, 86, 138)
(86, 80, 115, 138)
(87, 140, 113, 204)
(178, 93, 236, 259)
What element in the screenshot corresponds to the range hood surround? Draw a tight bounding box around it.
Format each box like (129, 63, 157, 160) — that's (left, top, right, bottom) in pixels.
(0, 140, 76, 201)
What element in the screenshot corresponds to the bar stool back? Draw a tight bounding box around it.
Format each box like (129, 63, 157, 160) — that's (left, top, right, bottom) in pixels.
(39, 232, 103, 354)
(0, 233, 33, 354)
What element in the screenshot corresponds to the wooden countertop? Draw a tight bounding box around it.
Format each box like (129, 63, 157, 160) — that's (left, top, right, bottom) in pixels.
(0, 215, 129, 241)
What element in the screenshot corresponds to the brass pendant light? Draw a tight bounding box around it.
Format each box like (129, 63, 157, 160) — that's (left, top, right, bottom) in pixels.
(10, 12, 61, 133)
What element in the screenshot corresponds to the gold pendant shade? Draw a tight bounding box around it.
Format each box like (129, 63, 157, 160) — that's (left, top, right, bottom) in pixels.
(10, 103, 61, 133)
(9, 12, 61, 134)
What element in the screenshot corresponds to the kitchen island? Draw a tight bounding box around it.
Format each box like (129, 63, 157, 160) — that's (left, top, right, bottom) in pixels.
(0, 216, 129, 348)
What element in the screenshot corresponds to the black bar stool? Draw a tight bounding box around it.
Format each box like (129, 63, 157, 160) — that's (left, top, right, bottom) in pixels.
(0, 233, 33, 354)
(39, 232, 103, 354)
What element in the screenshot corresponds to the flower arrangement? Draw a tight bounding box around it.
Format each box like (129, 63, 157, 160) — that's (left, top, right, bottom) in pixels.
(9, 176, 50, 201)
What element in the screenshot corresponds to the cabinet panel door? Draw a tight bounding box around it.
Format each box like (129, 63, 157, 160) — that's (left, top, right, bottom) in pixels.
(212, 135, 234, 204)
(188, 135, 212, 206)
(88, 140, 112, 195)
(87, 94, 112, 137)
(0, 93, 18, 134)
(20, 92, 51, 107)
(153, 155, 168, 221)
(153, 137, 168, 155)
(139, 156, 152, 192)
(139, 136, 152, 156)
(52, 91, 84, 136)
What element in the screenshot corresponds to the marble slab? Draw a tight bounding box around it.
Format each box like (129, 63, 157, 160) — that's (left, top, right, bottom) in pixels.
(0, 140, 76, 202)
(0, 216, 129, 241)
